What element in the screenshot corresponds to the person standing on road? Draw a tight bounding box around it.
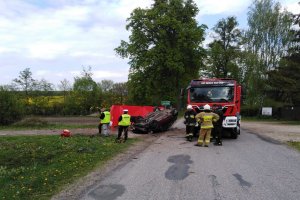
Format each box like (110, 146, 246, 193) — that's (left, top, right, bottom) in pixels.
(98, 107, 103, 135)
(99, 108, 111, 136)
(184, 105, 197, 142)
(195, 104, 219, 147)
(212, 105, 225, 146)
(116, 109, 131, 142)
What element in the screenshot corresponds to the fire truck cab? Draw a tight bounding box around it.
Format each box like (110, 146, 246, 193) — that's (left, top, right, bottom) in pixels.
(187, 78, 241, 139)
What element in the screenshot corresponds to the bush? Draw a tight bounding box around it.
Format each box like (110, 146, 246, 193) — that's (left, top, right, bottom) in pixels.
(241, 105, 260, 117)
(0, 88, 24, 125)
(13, 117, 48, 127)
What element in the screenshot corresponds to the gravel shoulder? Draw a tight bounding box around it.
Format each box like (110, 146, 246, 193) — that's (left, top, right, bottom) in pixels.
(241, 121, 300, 142)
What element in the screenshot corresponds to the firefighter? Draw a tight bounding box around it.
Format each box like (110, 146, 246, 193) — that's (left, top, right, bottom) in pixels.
(195, 104, 219, 147)
(116, 109, 131, 142)
(211, 105, 224, 146)
(184, 105, 197, 141)
(99, 108, 111, 136)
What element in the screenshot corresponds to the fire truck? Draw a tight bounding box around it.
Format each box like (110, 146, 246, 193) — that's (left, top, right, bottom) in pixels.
(186, 78, 241, 139)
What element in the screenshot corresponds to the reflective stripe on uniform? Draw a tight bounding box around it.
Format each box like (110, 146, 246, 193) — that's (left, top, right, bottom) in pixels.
(201, 115, 214, 128)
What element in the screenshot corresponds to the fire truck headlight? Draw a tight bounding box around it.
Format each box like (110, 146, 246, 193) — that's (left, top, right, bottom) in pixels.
(222, 116, 238, 128)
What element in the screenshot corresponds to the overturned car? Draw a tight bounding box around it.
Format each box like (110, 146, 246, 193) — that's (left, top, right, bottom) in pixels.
(131, 108, 178, 133)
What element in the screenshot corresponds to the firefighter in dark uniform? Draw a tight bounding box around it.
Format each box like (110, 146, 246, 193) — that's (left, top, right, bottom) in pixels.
(184, 105, 197, 141)
(212, 105, 224, 146)
(116, 109, 131, 142)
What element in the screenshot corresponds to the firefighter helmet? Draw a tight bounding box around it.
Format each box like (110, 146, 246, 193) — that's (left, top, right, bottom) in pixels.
(187, 105, 193, 110)
(203, 104, 211, 110)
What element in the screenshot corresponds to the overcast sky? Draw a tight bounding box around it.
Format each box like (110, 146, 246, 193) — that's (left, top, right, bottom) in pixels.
(0, 0, 298, 88)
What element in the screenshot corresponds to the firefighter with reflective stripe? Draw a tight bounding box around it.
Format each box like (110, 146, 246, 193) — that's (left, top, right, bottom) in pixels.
(195, 104, 219, 147)
(117, 109, 131, 142)
(184, 105, 197, 141)
(99, 108, 111, 136)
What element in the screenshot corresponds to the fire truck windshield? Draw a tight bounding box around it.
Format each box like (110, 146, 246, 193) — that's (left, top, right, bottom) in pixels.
(189, 86, 234, 103)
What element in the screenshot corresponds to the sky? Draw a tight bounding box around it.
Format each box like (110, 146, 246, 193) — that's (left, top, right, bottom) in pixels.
(0, 0, 299, 88)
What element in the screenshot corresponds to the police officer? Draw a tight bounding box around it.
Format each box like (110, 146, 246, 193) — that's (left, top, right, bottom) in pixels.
(99, 108, 111, 136)
(195, 104, 219, 147)
(117, 109, 131, 142)
(184, 105, 197, 141)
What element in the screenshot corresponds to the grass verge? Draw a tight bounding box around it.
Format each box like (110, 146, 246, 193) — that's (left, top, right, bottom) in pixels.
(0, 124, 96, 131)
(287, 141, 300, 152)
(0, 135, 137, 199)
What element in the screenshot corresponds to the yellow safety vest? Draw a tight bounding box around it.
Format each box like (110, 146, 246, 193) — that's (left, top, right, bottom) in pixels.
(101, 111, 111, 124)
(118, 114, 131, 126)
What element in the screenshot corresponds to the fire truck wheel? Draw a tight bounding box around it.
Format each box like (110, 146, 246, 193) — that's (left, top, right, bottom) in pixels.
(231, 128, 238, 139)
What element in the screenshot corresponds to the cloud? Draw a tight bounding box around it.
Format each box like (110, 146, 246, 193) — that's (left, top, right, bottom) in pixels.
(0, 0, 299, 86)
(281, 1, 300, 14)
(93, 70, 128, 79)
(195, 0, 252, 16)
(28, 42, 70, 60)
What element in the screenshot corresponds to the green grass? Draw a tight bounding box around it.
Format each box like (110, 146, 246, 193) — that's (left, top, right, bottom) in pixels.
(0, 135, 138, 199)
(288, 141, 300, 152)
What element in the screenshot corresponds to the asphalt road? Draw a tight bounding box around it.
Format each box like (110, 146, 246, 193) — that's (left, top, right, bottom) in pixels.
(81, 123, 300, 200)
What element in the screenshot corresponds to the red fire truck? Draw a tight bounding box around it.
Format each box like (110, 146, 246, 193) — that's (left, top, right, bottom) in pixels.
(186, 78, 241, 139)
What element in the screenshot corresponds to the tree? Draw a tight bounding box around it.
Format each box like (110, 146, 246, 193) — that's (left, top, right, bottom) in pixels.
(246, 0, 293, 71)
(112, 82, 128, 104)
(58, 79, 72, 102)
(206, 16, 242, 81)
(0, 86, 24, 125)
(243, 0, 293, 106)
(115, 0, 207, 105)
(13, 68, 36, 97)
(267, 13, 300, 106)
(65, 67, 101, 115)
(35, 79, 54, 92)
(99, 79, 114, 92)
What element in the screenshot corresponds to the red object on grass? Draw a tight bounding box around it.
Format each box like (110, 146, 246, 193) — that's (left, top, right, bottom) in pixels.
(61, 129, 71, 137)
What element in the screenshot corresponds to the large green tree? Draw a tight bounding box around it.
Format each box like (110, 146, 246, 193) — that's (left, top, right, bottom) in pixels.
(267, 14, 300, 106)
(115, 0, 207, 105)
(206, 16, 242, 81)
(243, 0, 293, 106)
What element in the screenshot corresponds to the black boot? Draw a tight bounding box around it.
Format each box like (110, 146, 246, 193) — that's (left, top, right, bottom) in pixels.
(214, 140, 222, 146)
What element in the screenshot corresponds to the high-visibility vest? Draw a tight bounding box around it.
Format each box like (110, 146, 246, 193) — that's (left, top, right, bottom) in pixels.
(101, 111, 111, 124)
(118, 114, 131, 126)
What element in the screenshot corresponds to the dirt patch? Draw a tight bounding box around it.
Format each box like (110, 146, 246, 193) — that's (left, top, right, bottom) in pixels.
(242, 121, 300, 142)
